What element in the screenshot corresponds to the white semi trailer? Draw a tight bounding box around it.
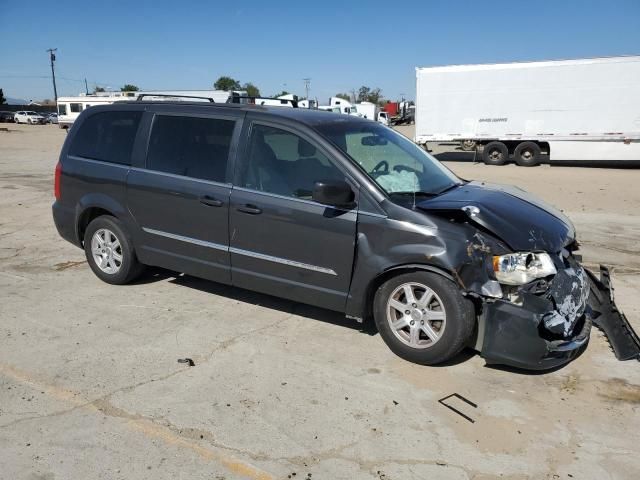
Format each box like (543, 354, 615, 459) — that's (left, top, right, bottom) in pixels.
(415, 56, 640, 166)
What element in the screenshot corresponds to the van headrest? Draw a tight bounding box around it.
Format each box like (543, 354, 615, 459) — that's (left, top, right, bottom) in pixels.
(298, 139, 316, 157)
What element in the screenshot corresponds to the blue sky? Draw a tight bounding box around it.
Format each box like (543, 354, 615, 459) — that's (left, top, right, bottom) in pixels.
(1, 0, 639, 102)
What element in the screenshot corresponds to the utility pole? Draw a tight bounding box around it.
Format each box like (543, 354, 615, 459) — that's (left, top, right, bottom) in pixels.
(84, 78, 89, 95)
(46, 48, 58, 102)
(303, 78, 311, 100)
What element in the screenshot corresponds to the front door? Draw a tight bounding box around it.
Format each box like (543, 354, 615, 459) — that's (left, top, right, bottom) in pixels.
(229, 121, 358, 311)
(127, 112, 239, 284)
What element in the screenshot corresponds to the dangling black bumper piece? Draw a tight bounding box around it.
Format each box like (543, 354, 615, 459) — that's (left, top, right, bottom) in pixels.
(586, 265, 640, 362)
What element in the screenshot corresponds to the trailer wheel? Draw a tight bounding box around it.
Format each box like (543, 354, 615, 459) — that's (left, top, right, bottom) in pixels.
(461, 140, 477, 151)
(482, 142, 508, 165)
(514, 142, 541, 167)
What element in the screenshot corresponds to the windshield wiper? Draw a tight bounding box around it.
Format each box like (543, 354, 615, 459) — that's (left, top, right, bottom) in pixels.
(434, 183, 462, 195)
(390, 184, 461, 197)
(389, 191, 440, 197)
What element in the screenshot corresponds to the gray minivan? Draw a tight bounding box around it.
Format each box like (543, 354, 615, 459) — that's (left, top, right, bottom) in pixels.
(52, 100, 639, 370)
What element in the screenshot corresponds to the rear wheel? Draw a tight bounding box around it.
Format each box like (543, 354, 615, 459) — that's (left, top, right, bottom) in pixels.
(461, 139, 477, 151)
(373, 271, 476, 365)
(83, 216, 144, 285)
(482, 141, 508, 165)
(514, 141, 541, 167)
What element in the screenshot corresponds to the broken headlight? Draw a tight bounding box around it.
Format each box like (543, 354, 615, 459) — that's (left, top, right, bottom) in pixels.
(492, 252, 557, 285)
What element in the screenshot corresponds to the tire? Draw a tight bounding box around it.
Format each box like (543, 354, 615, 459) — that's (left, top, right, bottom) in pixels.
(482, 141, 508, 165)
(373, 271, 475, 365)
(514, 141, 541, 167)
(83, 215, 144, 285)
(460, 139, 477, 151)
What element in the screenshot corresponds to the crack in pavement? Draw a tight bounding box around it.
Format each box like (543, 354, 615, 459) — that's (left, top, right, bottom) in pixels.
(0, 314, 299, 477)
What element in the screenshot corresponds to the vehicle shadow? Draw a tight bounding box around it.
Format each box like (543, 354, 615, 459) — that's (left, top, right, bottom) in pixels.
(433, 150, 479, 163)
(132, 267, 483, 366)
(133, 267, 372, 334)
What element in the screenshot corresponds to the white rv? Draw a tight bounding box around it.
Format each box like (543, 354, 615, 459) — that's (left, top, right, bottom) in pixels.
(56, 90, 233, 129)
(57, 94, 125, 129)
(415, 56, 640, 165)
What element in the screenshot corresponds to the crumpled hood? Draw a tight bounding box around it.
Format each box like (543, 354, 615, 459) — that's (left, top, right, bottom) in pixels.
(416, 181, 575, 252)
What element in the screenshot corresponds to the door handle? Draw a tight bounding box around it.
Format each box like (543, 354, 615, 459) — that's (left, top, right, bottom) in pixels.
(236, 204, 262, 215)
(199, 195, 224, 207)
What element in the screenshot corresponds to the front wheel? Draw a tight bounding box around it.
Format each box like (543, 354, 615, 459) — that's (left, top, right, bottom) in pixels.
(373, 271, 476, 365)
(83, 216, 145, 285)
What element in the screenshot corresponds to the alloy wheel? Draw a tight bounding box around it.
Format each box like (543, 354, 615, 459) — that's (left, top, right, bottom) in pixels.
(386, 282, 447, 349)
(90, 228, 123, 274)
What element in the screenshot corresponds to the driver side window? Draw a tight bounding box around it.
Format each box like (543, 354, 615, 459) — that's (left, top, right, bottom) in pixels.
(345, 132, 424, 174)
(240, 124, 344, 200)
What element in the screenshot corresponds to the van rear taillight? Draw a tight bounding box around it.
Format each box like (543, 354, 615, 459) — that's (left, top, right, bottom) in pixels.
(54, 161, 62, 199)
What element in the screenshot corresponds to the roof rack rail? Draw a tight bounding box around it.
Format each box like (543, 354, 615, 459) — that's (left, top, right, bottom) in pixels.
(228, 93, 298, 108)
(136, 94, 216, 102)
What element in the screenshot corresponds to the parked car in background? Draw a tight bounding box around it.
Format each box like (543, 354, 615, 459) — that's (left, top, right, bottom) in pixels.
(52, 100, 640, 370)
(14, 111, 45, 124)
(0, 111, 15, 123)
(44, 113, 59, 124)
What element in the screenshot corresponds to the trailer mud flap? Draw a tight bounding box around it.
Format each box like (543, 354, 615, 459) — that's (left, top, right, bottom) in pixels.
(586, 265, 640, 361)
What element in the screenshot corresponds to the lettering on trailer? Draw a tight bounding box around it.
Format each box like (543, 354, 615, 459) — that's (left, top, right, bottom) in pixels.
(478, 118, 508, 123)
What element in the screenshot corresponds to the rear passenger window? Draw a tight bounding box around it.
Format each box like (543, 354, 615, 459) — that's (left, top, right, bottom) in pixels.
(69, 111, 142, 165)
(146, 115, 235, 183)
(70, 103, 83, 113)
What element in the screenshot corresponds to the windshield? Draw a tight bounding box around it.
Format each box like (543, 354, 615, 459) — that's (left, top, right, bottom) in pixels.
(315, 119, 462, 198)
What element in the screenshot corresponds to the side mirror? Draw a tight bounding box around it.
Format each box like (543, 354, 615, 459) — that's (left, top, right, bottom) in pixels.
(312, 180, 355, 208)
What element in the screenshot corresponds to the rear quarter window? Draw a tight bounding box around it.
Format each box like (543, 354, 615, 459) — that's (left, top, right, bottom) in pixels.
(69, 111, 142, 165)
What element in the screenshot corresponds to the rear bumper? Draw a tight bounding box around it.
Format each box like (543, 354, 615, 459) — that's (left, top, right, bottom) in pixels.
(52, 201, 81, 247)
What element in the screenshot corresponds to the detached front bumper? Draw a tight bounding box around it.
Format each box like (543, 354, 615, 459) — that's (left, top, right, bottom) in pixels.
(478, 264, 640, 370)
(480, 297, 591, 370)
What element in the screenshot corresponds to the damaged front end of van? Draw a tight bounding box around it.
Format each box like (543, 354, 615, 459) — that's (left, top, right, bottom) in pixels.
(415, 182, 640, 370)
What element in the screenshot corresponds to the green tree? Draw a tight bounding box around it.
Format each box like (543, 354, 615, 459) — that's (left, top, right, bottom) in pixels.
(214, 76, 241, 91)
(0, 88, 6, 104)
(335, 93, 351, 102)
(243, 82, 260, 97)
(356, 86, 383, 105)
(120, 84, 139, 92)
(93, 86, 105, 93)
(273, 90, 290, 98)
(367, 88, 383, 105)
(356, 86, 370, 103)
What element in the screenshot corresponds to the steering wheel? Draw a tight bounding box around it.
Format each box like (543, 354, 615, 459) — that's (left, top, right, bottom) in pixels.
(393, 164, 420, 174)
(371, 160, 389, 177)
